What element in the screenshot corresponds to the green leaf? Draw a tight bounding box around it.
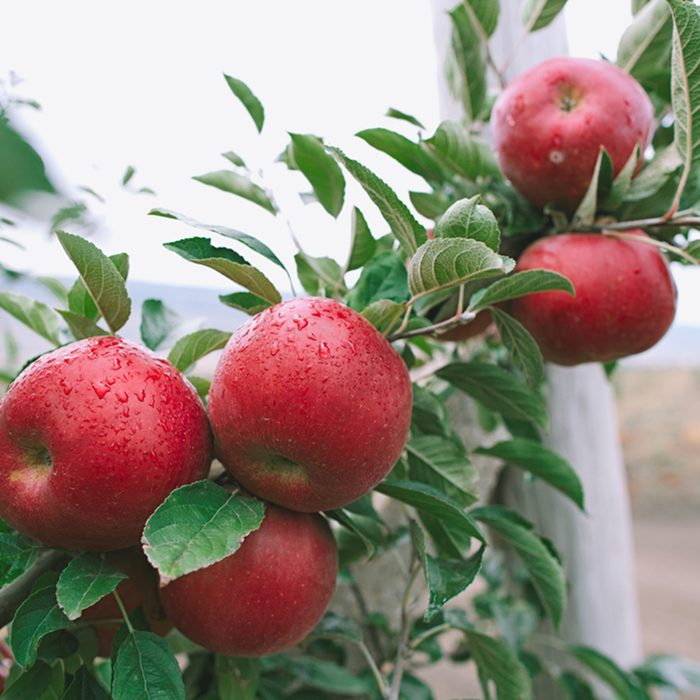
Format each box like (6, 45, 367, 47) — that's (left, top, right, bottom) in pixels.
(435, 196, 500, 250)
(56, 231, 131, 334)
(326, 507, 384, 559)
(568, 646, 637, 700)
(215, 656, 259, 700)
(603, 146, 641, 210)
(164, 237, 281, 304)
(1, 660, 64, 700)
(36, 276, 69, 303)
(223, 74, 264, 132)
(331, 148, 426, 255)
(142, 481, 265, 584)
(62, 667, 110, 700)
(473, 506, 566, 627)
(635, 654, 700, 692)
(311, 612, 363, 644)
(139, 299, 179, 351)
(0, 528, 44, 588)
(57, 310, 108, 340)
(221, 150, 246, 167)
(375, 479, 484, 543)
(56, 553, 127, 621)
(406, 435, 478, 507)
(408, 238, 512, 299)
(0, 291, 60, 345)
(437, 361, 548, 428)
(490, 307, 545, 387)
(121, 165, 136, 186)
(348, 252, 410, 309)
(289, 133, 345, 217)
(470, 269, 574, 311)
(271, 656, 370, 696)
(571, 147, 610, 225)
(9, 572, 70, 668)
(361, 299, 406, 335)
(112, 631, 185, 700)
(667, 0, 700, 209)
(425, 121, 500, 180)
(625, 144, 683, 201)
(193, 170, 276, 214)
(66, 252, 128, 322)
(448, 4, 488, 121)
(295, 253, 345, 295)
(167, 328, 231, 373)
(476, 438, 584, 509)
(347, 207, 377, 271)
(219, 291, 272, 315)
(411, 522, 484, 621)
(464, 0, 501, 36)
(522, 0, 568, 31)
(386, 107, 425, 128)
(409, 190, 452, 219)
(356, 128, 445, 183)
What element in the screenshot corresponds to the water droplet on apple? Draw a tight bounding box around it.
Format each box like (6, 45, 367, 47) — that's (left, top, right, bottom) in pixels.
(116, 391, 129, 403)
(270, 342, 280, 356)
(92, 381, 111, 399)
(318, 341, 330, 358)
(293, 314, 308, 330)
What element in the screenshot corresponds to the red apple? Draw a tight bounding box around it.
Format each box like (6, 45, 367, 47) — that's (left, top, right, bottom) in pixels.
(208, 297, 412, 512)
(492, 57, 654, 212)
(0, 336, 212, 550)
(80, 547, 172, 657)
(160, 501, 338, 657)
(511, 232, 676, 365)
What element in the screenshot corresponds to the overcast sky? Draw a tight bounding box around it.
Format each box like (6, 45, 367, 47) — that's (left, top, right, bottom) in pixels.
(2, 0, 699, 325)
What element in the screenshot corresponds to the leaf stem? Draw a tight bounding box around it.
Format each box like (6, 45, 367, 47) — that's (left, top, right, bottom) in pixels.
(388, 311, 477, 343)
(599, 230, 700, 267)
(112, 590, 134, 634)
(351, 579, 388, 663)
(359, 641, 390, 699)
(409, 623, 451, 651)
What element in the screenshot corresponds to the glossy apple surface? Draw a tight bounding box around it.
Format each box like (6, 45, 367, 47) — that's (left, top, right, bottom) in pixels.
(511, 232, 676, 365)
(81, 547, 172, 656)
(160, 502, 338, 657)
(492, 57, 653, 212)
(208, 297, 412, 512)
(0, 336, 212, 550)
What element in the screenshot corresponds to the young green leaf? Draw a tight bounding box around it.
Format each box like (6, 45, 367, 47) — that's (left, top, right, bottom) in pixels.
(167, 328, 232, 373)
(1, 660, 65, 700)
(435, 196, 500, 250)
(66, 252, 129, 321)
(193, 170, 276, 214)
(215, 655, 260, 700)
(223, 74, 264, 132)
(62, 667, 110, 700)
(9, 571, 70, 668)
(356, 128, 446, 183)
(150, 208, 288, 274)
(522, 0, 568, 32)
(385, 107, 425, 129)
(56, 231, 131, 334)
(0, 528, 44, 588)
(469, 269, 574, 311)
(425, 121, 500, 180)
(437, 361, 549, 428)
(476, 438, 585, 510)
(295, 253, 345, 294)
(473, 506, 566, 628)
(571, 147, 611, 226)
(112, 631, 185, 700)
(164, 237, 281, 304)
(360, 299, 406, 335)
(375, 479, 484, 542)
(56, 553, 128, 621)
(221, 150, 246, 167)
(568, 646, 639, 700)
(408, 238, 512, 299)
(331, 148, 426, 255)
(602, 145, 641, 210)
(448, 4, 488, 122)
(0, 292, 60, 345)
(406, 435, 478, 507)
(289, 133, 345, 217)
(142, 481, 265, 584)
(347, 207, 377, 271)
(666, 0, 700, 215)
(140, 299, 180, 351)
(57, 310, 109, 340)
(624, 143, 683, 201)
(490, 307, 545, 387)
(218, 291, 272, 315)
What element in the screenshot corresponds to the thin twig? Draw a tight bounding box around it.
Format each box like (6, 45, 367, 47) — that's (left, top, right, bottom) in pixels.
(359, 642, 390, 699)
(576, 214, 700, 232)
(600, 230, 700, 267)
(351, 579, 388, 663)
(409, 623, 450, 652)
(388, 311, 477, 343)
(112, 590, 134, 634)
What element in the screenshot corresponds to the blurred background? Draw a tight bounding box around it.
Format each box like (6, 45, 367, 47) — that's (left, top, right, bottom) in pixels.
(1, 0, 698, 692)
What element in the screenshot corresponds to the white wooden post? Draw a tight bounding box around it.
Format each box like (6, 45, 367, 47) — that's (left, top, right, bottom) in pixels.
(430, 0, 643, 681)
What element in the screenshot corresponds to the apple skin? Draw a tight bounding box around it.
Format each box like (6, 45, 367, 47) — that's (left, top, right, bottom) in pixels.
(492, 57, 654, 212)
(208, 297, 412, 512)
(510, 232, 676, 365)
(80, 547, 172, 657)
(0, 336, 212, 551)
(160, 501, 338, 657)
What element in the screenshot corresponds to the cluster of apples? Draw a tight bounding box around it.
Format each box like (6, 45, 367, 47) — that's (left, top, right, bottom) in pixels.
(490, 57, 676, 365)
(0, 297, 412, 657)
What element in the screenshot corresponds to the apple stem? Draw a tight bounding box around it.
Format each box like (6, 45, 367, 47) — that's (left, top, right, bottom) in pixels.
(599, 230, 700, 267)
(112, 590, 134, 634)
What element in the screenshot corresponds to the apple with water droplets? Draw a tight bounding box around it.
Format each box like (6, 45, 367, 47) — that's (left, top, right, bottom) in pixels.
(0, 336, 212, 550)
(160, 500, 338, 656)
(511, 231, 677, 365)
(492, 57, 654, 213)
(208, 296, 412, 512)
